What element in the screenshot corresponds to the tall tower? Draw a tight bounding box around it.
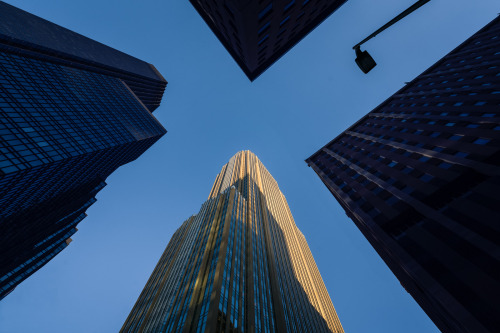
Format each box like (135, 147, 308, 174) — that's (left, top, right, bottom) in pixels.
(0, 2, 167, 299)
(122, 151, 344, 333)
(306, 16, 500, 333)
(189, 0, 348, 81)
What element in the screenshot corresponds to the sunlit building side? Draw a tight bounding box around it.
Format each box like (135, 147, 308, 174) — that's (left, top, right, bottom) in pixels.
(122, 151, 344, 333)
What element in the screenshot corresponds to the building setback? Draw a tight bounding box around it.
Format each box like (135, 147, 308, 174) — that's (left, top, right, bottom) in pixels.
(122, 151, 344, 333)
(0, 2, 167, 299)
(306, 16, 500, 333)
(189, 0, 348, 81)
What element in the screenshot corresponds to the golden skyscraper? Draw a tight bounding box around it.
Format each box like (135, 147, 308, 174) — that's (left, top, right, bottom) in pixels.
(122, 151, 344, 333)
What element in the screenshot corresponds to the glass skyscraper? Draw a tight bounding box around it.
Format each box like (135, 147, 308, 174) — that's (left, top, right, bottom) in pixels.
(122, 151, 344, 333)
(306, 16, 500, 333)
(0, 2, 167, 299)
(189, 0, 348, 81)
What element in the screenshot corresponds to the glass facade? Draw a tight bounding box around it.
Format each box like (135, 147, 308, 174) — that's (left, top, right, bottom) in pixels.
(189, 0, 348, 80)
(0, 3, 167, 300)
(306, 16, 500, 333)
(122, 151, 344, 333)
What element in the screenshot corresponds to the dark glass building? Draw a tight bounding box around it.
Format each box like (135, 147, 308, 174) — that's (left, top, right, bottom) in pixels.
(306, 16, 500, 333)
(0, 2, 167, 299)
(122, 151, 344, 333)
(189, 0, 348, 81)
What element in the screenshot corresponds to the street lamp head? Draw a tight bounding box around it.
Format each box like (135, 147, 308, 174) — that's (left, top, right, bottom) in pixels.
(355, 47, 377, 74)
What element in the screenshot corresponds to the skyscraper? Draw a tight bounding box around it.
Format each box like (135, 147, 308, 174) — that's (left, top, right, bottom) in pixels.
(189, 0, 348, 81)
(122, 151, 344, 333)
(0, 2, 167, 299)
(306, 16, 500, 333)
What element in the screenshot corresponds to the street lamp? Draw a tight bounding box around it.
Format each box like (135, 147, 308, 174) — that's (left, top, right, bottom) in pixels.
(353, 0, 431, 74)
(354, 46, 376, 74)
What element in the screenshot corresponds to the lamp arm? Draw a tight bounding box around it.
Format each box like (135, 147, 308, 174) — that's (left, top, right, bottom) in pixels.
(353, 0, 431, 50)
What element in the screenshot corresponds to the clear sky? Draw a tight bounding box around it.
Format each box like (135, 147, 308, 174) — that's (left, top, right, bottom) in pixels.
(0, 1, 497, 332)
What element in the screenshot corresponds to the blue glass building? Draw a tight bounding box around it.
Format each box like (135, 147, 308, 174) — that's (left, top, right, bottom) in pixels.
(307, 16, 500, 333)
(0, 2, 167, 299)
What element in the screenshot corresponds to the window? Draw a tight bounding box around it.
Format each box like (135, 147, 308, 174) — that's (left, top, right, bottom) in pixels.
(366, 207, 381, 218)
(258, 34, 269, 46)
(386, 196, 399, 205)
(280, 16, 290, 26)
(449, 135, 463, 141)
(420, 173, 433, 182)
(258, 3, 272, 20)
(258, 22, 270, 35)
(402, 167, 412, 174)
(402, 186, 414, 194)
(284, 0, 295, 11)
(439, 162, 452, 169)
(473, 138, 490, 145)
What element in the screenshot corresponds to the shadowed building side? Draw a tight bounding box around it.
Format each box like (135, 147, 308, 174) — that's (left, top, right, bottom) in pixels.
(189, 0, 348, 81)
(122, 151, 344, 333)
(306, 16, 500, 333)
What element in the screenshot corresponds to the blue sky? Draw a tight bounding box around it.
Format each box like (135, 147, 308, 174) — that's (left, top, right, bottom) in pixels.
(0, 1, 498, 332)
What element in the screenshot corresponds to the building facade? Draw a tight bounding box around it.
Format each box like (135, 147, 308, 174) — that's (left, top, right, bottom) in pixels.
(306, 16, 500, 333)
(189, 0, 348, 81)
(0, 2, 167, 299)
(122, 151, 344, 333)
